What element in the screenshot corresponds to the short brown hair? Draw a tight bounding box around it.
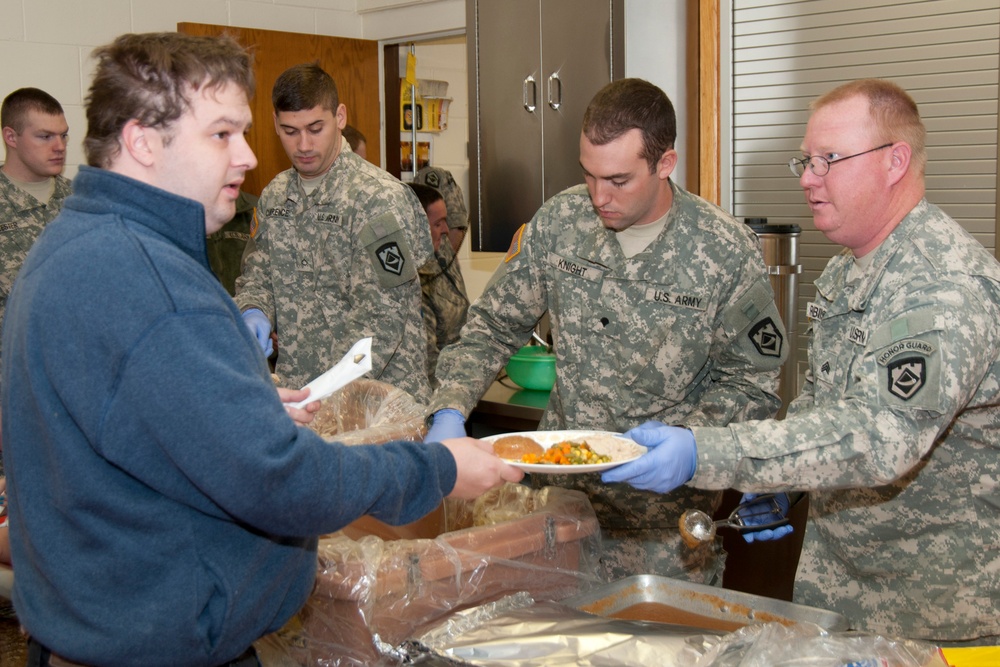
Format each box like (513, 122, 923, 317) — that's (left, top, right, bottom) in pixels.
(407, 182, 443, 212)
(84, 32, 255, 168)
(1, 88, 64, 133)
(272, 63, 338, 115)
(342, 124, 366, 152)
(582, 78, 676, 173)
(812, 79, 926, 175)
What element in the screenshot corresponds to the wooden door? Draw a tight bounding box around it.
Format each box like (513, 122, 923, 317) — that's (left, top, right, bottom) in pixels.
(177, 23, 380, 197)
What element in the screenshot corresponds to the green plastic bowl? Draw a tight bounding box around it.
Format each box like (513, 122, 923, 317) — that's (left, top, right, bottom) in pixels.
(504, 345, 556, 391)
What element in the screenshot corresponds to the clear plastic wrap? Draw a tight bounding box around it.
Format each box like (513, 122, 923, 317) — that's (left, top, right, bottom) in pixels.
(255, 484, 603, 666)
(304, 377, 427, 445)
(692, 622, 949, 667)
(397, 601, 951, 667)
(408, 595, 719, 666)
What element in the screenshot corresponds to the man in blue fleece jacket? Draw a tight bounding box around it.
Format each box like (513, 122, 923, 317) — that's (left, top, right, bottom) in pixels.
(0, 32, 521, 667)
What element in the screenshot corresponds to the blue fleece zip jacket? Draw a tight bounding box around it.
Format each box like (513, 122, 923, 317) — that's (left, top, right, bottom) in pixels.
(0, 166, 457, 667)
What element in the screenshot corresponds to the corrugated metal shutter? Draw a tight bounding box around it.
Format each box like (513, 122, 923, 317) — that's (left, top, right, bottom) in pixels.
(729, 0, 1000, 395)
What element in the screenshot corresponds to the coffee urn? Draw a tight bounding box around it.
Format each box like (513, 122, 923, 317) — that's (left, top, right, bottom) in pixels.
(745, 218, 802, 417)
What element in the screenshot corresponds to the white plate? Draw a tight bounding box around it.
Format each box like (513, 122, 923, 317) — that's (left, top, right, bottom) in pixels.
(483, 430, 646, 473)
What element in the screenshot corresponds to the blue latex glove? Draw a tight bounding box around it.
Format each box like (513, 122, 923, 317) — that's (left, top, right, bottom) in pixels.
(738, 492, 794, 543)
(242, 308, 273, 357)
(424, 408, 466, 443)
(601, 421, 696, 494)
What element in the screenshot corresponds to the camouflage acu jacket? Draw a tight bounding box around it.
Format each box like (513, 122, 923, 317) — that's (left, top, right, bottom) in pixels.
(206, 190, 258, 296)
(693, 199, 1000, 641)
(419, 242, 468, 389)
(431, 182, 785, 569)
(0, 170, 72, 362)
(235, 147, 434, 401)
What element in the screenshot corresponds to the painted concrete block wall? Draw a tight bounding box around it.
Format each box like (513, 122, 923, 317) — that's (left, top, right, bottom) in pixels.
(0, 0, 683, 303)
(0, 0, 366, 178)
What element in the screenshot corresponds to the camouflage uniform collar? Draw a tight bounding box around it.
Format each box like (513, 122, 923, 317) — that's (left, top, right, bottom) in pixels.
(815, 198, 930, 311)
(573, 179, 683, 268)
(285, 150, 359, 207)
(0, 169, 71, 211)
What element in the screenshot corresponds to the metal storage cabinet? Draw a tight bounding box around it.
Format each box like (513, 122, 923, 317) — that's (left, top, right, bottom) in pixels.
(466, 0, 624, 251)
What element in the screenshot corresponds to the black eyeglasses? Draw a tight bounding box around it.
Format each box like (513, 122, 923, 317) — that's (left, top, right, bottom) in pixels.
(788, 143, 893, 177)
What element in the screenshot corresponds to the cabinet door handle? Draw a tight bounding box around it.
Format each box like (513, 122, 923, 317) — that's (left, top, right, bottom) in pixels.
(547, 72, 562, 110)
(523, 75, 537, 113)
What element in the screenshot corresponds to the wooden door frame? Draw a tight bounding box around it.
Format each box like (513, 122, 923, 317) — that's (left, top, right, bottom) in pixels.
(686, 0, 721, 205)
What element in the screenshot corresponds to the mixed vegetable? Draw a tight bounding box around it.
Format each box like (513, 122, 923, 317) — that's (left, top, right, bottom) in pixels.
(520, 440, 612, 465)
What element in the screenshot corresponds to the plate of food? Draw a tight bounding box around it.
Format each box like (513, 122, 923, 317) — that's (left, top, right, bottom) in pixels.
(483, 430, 646, 473)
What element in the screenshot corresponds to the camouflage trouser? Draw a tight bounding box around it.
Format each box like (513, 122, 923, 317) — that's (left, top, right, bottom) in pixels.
(599, 527, 726, 586)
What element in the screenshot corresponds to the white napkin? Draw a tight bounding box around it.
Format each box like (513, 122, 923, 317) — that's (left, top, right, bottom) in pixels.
(285, 337, 373, 409)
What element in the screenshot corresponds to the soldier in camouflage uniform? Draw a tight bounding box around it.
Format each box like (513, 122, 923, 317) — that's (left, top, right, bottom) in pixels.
(235, 65, 433, 401)
(1, 88, 71, 362)
(0, 88, 71, 571)
(426, 79, 786, 583)
(607, 80, 1000, 644)
(409, 182, 470, 389)
(205, 189, 258, 296)
(414, 165, 468, 254)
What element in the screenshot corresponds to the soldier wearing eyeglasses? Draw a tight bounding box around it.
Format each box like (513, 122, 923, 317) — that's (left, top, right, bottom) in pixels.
(604, 78, 1000, 646)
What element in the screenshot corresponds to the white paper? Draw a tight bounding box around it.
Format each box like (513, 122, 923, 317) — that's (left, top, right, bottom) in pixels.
(285, 337, 373, 409)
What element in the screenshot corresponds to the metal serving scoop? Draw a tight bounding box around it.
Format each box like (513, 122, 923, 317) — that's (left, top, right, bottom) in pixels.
(679, 493, 789, 547)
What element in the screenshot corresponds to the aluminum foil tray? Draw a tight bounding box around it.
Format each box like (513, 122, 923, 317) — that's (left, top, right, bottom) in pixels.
(562, 574, 849, 632)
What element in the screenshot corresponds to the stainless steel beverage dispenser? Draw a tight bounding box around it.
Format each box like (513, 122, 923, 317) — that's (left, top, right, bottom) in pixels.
(745, 218, 802, 417)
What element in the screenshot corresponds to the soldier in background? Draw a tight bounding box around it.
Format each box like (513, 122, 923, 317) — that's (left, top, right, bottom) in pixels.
(0, 87, 71, 569)
(424, 78, 786, 584)
(606, 79, 1000, 646)
(205, 189, 259, 297)
(236, 64, 433, 400)
(342, 124, 367, 161)
(1, 88, 71, 354)
(408, 182, 469, 389)
(414, 165, 468, 254)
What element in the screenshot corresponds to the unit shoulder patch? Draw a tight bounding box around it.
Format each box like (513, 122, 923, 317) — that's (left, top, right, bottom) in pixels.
(376, 241, 405, 275)
(749, 317, 784, 358)
(874, 335, 941, 408)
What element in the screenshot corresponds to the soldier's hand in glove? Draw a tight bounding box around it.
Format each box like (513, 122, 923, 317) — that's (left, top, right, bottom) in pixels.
(601, 421, 696, 494)
(242, 308, 273, 357)
(424, 408, 466, 443)
(738, 492, 794, 543)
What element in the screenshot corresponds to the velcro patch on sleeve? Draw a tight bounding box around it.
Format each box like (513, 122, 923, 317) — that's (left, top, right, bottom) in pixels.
(722, 280, 787, 365)
(869, 311, 943, 410)
(505, 224, 526, 263)
(360, 213, 417, 288)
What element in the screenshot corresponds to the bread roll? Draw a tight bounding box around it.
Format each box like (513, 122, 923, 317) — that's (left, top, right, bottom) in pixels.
(492, 435, 544, 460)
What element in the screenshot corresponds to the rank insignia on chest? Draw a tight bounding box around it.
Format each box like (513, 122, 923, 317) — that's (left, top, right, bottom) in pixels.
(748, 317, 783, 358)
(376, 241, 405, 275)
